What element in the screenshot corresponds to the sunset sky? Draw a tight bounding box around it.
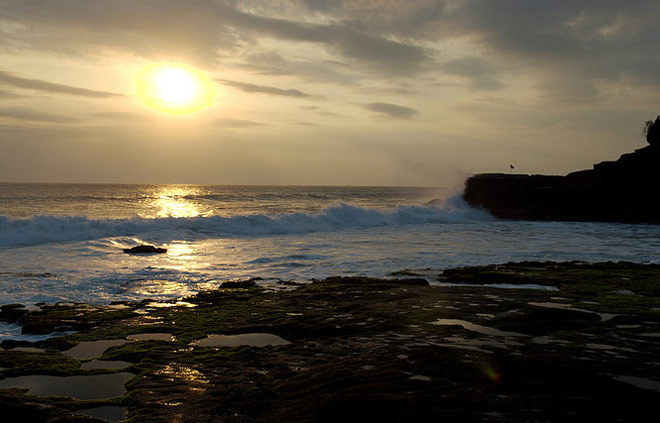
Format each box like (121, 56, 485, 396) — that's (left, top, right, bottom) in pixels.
(1, 0, 658, 186)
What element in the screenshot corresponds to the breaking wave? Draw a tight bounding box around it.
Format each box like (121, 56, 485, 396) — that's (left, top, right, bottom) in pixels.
(0, 197, 492, 248)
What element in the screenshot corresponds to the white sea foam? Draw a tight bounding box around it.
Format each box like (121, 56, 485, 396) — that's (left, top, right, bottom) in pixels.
(0, 197, 491, 248)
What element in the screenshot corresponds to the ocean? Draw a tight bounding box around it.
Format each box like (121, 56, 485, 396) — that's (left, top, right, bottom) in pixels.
(1, 183, 659, 307)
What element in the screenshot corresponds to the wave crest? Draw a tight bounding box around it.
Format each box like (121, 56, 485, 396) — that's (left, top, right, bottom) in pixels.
(0, 196, 491, 247)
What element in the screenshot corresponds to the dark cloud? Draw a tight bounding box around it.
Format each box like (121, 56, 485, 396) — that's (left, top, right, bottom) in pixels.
(364, 102, 417, 119)
(439, 57, 503, 90)
(242, 52, 360, 85)
(0, 107, 80, 123)
(0, 0, 237, 66)
(0, 0, 429, 74)
(218, 79, 312, 98)
(1, 0, 658, 102)
(292, 0, 660, 97)
(0, 70, 121, 98)
(220, 4, 430, 74)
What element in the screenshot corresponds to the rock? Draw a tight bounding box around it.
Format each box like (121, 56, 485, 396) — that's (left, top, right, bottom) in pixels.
(2, 262, 660, 422)
(219, 279, 257, 289)
(463, 144, 660, 223)
(122, 245, 167, 254)
(388, 269, 423, 276)
(391, 278, 429, 286)
(0, 304, 28, 323)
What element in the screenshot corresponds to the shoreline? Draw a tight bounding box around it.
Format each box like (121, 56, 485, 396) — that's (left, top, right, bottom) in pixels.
(1, 261, 660, 421)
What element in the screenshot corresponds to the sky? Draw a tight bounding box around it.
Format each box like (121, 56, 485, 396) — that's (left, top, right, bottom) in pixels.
(0, 0, 659, 186)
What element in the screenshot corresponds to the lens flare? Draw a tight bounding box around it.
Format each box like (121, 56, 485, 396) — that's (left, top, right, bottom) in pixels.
(480, 363, 502, 384)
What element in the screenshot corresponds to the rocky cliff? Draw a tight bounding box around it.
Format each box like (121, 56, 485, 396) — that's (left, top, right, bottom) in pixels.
(463, 145, 660, 223)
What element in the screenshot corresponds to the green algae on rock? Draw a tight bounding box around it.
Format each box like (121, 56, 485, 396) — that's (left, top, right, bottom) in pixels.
(192, 333, 291, 348)
(0, 262, 659, 422)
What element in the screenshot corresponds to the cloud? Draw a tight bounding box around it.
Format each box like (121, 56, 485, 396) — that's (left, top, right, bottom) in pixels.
(241, 52, 360, 86)
(0, 0, 658, 106)
(439, 57, 503, 90)
(0, 0, 429, 75)
(288, 0, 660, 97)
(218, 79, 312, 98)
(0, 107, 80, 123)
(91, 112, 144, 120)
(0, 88, 21, 98)
(364, 102, 417, 119)
(0, 70, 122, 98)
(215, 118, 264, 128)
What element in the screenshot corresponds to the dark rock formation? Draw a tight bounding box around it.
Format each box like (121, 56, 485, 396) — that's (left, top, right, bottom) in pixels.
(463, 144, 660, 223)
(0, 304, 28, 323)
(219, 279, 257, 289)
(122, 245, 167, 254)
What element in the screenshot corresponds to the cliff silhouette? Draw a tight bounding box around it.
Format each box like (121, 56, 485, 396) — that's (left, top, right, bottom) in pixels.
(463, 117, 660, 224)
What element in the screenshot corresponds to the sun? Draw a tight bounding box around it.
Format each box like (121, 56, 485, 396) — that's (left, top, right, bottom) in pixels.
(136, 63, 215, 114)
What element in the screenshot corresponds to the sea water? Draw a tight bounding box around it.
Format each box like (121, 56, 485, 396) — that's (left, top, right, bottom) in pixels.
(1, 183, 659, 306)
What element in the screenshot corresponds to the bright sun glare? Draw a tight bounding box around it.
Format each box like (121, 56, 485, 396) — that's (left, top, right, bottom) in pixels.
(136, 63, 215, 114)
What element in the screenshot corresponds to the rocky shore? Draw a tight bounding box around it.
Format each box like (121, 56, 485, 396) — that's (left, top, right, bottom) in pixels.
(1, 262, 659, 422)
(463, 143, 660, 223)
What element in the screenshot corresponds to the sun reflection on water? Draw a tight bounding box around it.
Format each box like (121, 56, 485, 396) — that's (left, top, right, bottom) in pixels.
(155, 363, 210, 392)
(151, 186, 208, 218)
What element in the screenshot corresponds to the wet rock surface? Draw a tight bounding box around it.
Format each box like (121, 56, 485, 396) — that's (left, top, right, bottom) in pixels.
(0, 262, 659, 422)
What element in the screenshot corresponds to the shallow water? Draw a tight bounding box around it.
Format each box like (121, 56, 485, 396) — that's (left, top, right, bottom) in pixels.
(0, 372, 134, 399)
(63, 339, 128, 359)
(528, 302, 616, 321)
(613, 375, 660, 392)
(76, 406, 128, 423)
(431, 319, 526, 337)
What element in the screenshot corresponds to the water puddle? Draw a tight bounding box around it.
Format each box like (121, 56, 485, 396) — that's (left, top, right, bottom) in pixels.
(192, 333, 291, 348)
(586, 343, 615, 350)
(81, 359, 132, 370)
(63, 339, 128, 359)
(146, 301, 196, 308)
(430, 319, 526, 337)
(104, 304, 132, 310)
(76, 406, 128, 423)
(409, 375, 431, 382)
(127, 333, 174, 342)
(528, 302, 616, 321)
(433, 282, 558, 291)
(613, 375, 660, 392)
(444, 335, 523, 350)
(531, 336, 569, 345)
(0, 372, 134, 399)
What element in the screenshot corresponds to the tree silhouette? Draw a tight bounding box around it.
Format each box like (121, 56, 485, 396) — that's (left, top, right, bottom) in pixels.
(644, 116, 660, 146)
